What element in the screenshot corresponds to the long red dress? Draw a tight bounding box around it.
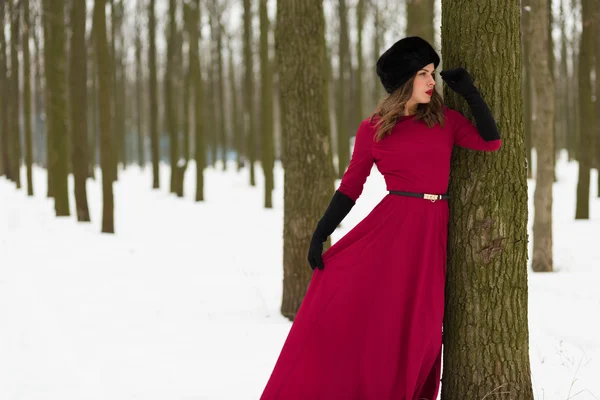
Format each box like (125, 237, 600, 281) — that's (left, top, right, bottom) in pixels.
(260, 106, 501, 400)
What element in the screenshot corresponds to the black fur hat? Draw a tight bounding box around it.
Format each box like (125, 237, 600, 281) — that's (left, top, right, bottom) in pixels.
(376, 36, 440, 94)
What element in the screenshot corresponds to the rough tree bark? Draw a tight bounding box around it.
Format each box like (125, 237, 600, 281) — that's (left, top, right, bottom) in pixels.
(277, 0, 335, 320)
(441, 0, 534, 398)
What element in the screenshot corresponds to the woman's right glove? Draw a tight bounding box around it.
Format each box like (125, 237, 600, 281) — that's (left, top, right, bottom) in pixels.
(307, 190, 355, 271)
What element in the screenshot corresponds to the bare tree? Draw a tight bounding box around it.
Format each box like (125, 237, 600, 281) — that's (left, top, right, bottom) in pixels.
(44, 0, 70, 215)
(9, 0, 21, 188)
(23, 0, 34, 195)
(243, 0, 256, 186)
(277, 0, 335, 319)
(149, 0, 160, 189)
(0, 1, 9, 179)
(69, 0, 91, 221)
(94, 0, 115, 233)
(441, 0, 534, 397)
(575, 0, 596, 219)
(260, 0, 274, 208)
(531, 0, 555, 272)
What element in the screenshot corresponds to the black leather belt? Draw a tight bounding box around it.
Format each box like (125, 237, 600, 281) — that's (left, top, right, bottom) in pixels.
(388, 190, 449, 202)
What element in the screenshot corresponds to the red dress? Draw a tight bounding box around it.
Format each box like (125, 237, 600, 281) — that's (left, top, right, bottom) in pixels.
(260, 106, 501, 400)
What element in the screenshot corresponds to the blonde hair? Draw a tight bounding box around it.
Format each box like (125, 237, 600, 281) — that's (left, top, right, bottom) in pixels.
(370, 75, 445, 142)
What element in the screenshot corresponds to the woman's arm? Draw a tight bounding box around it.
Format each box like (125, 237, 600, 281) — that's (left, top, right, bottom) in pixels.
(447, 107, 502, 152)
(441, 68, 502, 152)
(337, 120, 376, 201)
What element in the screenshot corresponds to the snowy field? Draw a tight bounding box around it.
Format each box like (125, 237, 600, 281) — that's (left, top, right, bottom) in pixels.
(1, 151, 598, 400)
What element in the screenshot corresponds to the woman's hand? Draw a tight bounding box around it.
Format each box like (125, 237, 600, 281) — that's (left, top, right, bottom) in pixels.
(440, 67, 477, 97)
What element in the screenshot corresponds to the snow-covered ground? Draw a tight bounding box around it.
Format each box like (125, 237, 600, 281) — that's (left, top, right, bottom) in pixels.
(1, 151, 598, 400)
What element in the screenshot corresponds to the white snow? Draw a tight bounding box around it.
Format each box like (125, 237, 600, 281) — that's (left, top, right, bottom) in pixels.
(0, 150, 598, 399)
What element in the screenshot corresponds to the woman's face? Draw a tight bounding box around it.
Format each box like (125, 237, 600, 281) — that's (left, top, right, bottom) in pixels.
(410, 63, 436, 105)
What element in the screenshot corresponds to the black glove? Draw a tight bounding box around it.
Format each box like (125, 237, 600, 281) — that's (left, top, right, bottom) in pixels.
(307, 190, 355, 271)
(440, 68, 500, 141)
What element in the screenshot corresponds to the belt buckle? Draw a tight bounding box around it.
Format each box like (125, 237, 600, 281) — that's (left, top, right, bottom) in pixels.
(423, 193, 438, 203)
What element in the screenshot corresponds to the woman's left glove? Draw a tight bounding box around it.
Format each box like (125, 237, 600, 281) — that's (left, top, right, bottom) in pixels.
(440, 67, 501, 141)
(440, 67, 477, 97)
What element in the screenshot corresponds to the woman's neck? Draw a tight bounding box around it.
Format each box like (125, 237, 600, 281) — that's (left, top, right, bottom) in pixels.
(404, 102, 417, 116)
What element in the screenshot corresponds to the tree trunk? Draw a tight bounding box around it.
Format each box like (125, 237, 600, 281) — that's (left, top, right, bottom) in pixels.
(441, 0, 534, 398)
(0, 1, 9, 179)
(166, 0, 179, 194)
(205, 19, 216, 168)
(177, 3, 191, 196)
(531, 0, 555, 272)
(229, 36, 243, 171)
(42, 0, 54, 197)
(10, 0, 21, 188)
(148, 0, 160, 189)
(557, 0, 569, 157)
(276, 0, 335, 320)
(33, 11, 45, 170)
(260, 0, 274, 209)
(336, 0, 350, 178)
(88, 42, 98, 179)
(521, 0, 533, 178)
(188, 0, 204, 202)
(94, 0, 115, 233)
(69, 0, 91, 221)
(406, 0, 435, 44)
(596, 0, 600, 197)
(567, 0, 580, 163)
(44, 0, 70, 215)
(216, 10, 226, 171)
(355, 0, 365, 128)
(575, 0, 595, 219)
(372, 8, 385, 109)
(243, 0, 256, 186)
(22, 0, 33, 195)
(135, 0, 145, 168)
(110, 0, 125, 178)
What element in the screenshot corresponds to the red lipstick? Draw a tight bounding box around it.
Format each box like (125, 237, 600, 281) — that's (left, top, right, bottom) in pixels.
(426, 89, 433, 96)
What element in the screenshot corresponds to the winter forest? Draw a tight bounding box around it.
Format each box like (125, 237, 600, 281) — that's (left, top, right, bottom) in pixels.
(0, 0, 599, 398)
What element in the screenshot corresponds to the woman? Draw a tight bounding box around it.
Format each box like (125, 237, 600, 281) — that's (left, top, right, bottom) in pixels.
(260, 36, 501, 400)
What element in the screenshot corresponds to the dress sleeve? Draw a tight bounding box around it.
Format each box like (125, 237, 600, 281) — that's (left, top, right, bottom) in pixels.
(447, 107, 502, 152)
(337, 120, 375, 202)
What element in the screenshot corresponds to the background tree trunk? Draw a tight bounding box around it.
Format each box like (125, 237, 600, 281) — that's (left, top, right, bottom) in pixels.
(531, 0, 555, 272)
(277, 0, 335, 320)
(441, 0, 534, 398)
(94, 0, 115, 233)
(557, 0, 569, 158)
(10, 0, 22, 188)
(354, 0, 365, 128)
(23, 0, 34, 195)
(166, 0, 179, 194)
(371, 7, 385, 110)
(148, 0, 160, 189)
(44, 0, 70, 216)
(521, 0, 534, 178)
(595, 0, 600, 197)
(406, 0, 435, 44)
(0, 1, 9, 180)
(69, 0, 91, 221)
(135, 0, 145, 169)
(229, 35, 243, 171)
(260, 0, 274, 209)
(336, 0, 350, 178)
(569, 0, 581, 164)
(189, 0, 205, 202)
(216, 8, 226, 171)
(575, 0, 595, 219)
(243, 0, 256, 186)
